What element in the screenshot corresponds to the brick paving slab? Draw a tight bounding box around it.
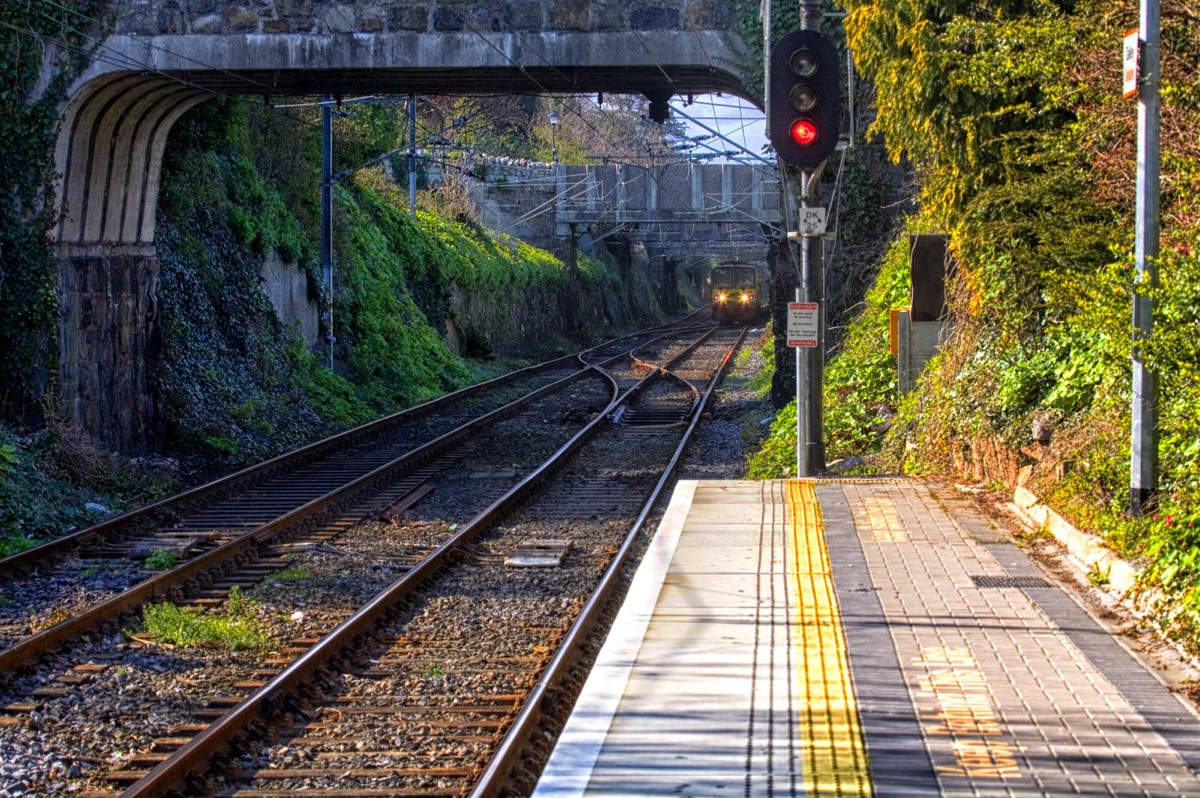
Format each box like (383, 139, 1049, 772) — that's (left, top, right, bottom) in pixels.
(834, 479, 1200, 797)
(536, 479, 1200, 797)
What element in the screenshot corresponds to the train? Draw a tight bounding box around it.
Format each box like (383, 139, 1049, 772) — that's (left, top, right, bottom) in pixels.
(709, 263, 766, 323)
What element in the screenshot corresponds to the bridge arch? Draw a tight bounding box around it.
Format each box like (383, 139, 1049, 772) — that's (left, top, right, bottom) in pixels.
(54, 25, 757, 250)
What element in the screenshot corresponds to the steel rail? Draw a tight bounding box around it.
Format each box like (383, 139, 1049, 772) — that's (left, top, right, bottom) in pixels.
(0, 337, 662, 674)
(116, 327, 721, 798)
(469, 325, 749, 797)
(0, 312, 705, 578)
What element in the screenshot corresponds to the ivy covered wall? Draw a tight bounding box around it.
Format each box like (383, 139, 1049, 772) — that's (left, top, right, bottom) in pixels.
(0, 1, 105, 426)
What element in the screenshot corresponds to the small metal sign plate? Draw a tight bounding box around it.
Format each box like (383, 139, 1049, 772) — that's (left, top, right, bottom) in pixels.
(505, 539, 571, 568)
(787, 302, 819, 348)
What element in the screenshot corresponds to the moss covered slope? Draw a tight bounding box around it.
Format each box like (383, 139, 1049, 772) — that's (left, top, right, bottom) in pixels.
(153, 100, 634, 466)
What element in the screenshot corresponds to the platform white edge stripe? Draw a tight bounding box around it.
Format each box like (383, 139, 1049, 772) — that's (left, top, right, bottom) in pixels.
(531, 479, 700, 797)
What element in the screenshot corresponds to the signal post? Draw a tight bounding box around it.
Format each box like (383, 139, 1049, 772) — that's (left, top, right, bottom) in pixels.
(767, 23, 841, 476)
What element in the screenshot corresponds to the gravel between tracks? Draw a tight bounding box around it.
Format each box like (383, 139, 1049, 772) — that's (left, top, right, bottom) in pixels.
(504, 324, 774, 794)
(0, 325, 774, 797)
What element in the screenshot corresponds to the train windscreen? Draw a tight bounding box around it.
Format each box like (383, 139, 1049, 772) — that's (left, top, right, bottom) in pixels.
(712, 267, 756, 288)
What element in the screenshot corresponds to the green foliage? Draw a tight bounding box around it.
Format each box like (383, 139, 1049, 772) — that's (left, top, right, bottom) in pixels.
(747, 345, 774, 398)
(334, 181, 474, 409)
(838, 0, 1200, 653)
(845, 0, 1090, 218)
(823, 238, 911, 459)
(272, 564, 314, 582)
(0, 1, 104, 423)
(747, 399, 799, 479)
(750, 234, 912, 478)
(0, 426, 124, 556)
(157, 101, 329, 466)
(286, 339, 375, 427)
(0, 444, 17, 474)
(141, 586, 271, 651)
(155, 100, 619, 468)
(144, 549, 180, 571)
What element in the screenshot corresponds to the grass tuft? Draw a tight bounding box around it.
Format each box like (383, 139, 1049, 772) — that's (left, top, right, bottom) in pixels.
(141, 586, 272, 651)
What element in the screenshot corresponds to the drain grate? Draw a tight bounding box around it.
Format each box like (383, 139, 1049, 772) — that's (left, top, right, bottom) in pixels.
(971, 575, 1052, 589)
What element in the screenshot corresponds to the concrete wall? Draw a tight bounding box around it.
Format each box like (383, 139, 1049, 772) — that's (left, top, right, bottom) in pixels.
(260, 253, 321, 350)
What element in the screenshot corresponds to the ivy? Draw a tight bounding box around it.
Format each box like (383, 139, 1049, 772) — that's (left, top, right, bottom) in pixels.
(831, 0, 1200, 651)
(0, 1, 106, 425)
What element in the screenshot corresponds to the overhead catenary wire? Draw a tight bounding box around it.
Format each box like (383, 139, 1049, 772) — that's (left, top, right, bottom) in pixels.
(13, 0, 771, 249)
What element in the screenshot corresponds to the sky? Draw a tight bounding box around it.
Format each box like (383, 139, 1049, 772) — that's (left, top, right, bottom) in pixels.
(670, 94, 770, 165)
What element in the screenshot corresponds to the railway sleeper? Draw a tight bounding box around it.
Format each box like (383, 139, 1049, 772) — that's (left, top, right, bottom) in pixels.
(241, 766, 476, 779)
(290, 725, 498, 745)
(217, 788, 464, 797)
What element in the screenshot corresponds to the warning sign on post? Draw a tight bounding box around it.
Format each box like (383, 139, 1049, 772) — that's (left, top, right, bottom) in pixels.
(787, 302, 819, 347)
(1123, 29, 1139, 98)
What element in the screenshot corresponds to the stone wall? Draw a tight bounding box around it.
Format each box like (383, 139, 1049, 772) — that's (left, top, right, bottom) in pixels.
(58, 251, 162, 453)
(111, 0, 738, 37)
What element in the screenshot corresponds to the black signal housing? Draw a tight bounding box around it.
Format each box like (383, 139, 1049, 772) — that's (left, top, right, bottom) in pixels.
(768, 30, 841, 168)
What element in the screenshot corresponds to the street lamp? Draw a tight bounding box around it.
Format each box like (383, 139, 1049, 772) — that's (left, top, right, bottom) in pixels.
(549, 111, 559, 164)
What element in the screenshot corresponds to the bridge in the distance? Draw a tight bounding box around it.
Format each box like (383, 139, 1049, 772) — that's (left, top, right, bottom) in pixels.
(466, 159, 780, 265)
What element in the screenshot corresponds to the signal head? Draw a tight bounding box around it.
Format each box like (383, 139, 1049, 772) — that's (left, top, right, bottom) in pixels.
(790, 85, 818, 112)
(768, 30, 841, 168)
(790, 119, 818, 146)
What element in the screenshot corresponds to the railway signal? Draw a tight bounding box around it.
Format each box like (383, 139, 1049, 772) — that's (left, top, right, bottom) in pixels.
(768, 30, 841, 168)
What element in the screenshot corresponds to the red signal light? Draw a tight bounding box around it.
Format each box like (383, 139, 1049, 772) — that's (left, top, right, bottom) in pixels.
(790, 119, 818, 146)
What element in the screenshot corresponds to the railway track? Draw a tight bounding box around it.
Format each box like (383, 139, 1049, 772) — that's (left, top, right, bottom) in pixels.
(0, 318, 746, 797)
(0, 315, 708, 673)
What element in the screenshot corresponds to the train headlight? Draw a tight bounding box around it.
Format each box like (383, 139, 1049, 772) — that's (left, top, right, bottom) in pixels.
(716, 292, 727, 302)
(741, 294, 752, 303)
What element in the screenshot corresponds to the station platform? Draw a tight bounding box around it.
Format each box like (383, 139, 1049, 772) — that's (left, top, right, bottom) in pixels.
(533, 479, 1200, 797)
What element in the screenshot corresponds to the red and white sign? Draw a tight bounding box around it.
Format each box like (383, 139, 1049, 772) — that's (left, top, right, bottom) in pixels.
(787, 302, 819, 348)
(1123, 29, 1139, 99)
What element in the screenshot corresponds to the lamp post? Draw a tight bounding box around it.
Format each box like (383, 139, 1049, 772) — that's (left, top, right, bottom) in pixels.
(549, 111, 559, 164)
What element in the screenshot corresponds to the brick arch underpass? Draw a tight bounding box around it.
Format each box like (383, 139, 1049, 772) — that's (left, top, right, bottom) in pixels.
(50, 1, 760, 450)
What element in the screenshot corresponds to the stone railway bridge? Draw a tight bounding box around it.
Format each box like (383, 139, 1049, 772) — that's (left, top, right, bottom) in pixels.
(49, 0, 760, 450)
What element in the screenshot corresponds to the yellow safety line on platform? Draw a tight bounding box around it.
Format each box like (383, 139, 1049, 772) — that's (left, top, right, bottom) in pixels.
(786, 480, 873, 796)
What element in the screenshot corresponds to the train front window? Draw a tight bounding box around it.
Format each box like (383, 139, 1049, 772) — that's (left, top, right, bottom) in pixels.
(713, 269, 736, 289)
(713, 267, 756, 288)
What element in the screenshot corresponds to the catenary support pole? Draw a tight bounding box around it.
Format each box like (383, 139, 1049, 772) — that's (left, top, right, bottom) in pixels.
(321, 95, 335, 369)
(408, 95, 418, 219)
(1131, 0, 1160, 514)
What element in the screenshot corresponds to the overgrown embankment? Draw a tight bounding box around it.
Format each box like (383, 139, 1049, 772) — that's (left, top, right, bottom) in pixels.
(154, 100, 638, 466)
(754, 0, 1200, 650)
(1, 99, 655, 557)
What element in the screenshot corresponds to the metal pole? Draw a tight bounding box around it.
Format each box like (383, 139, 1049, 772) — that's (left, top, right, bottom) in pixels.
(796, 285, 806, 477)
(797, 0, 826, 477)
(408, 95, 417, 219)
(1131, 0, 1161, 514)
(847, 47, 855, 143)
(321, 95, 334, 369)
(762, 0, 772, 95)
(807, 173, 826, 474)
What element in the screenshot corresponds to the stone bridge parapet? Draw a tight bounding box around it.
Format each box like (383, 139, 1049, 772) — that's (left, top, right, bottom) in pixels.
(111, 1, 738, 38)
